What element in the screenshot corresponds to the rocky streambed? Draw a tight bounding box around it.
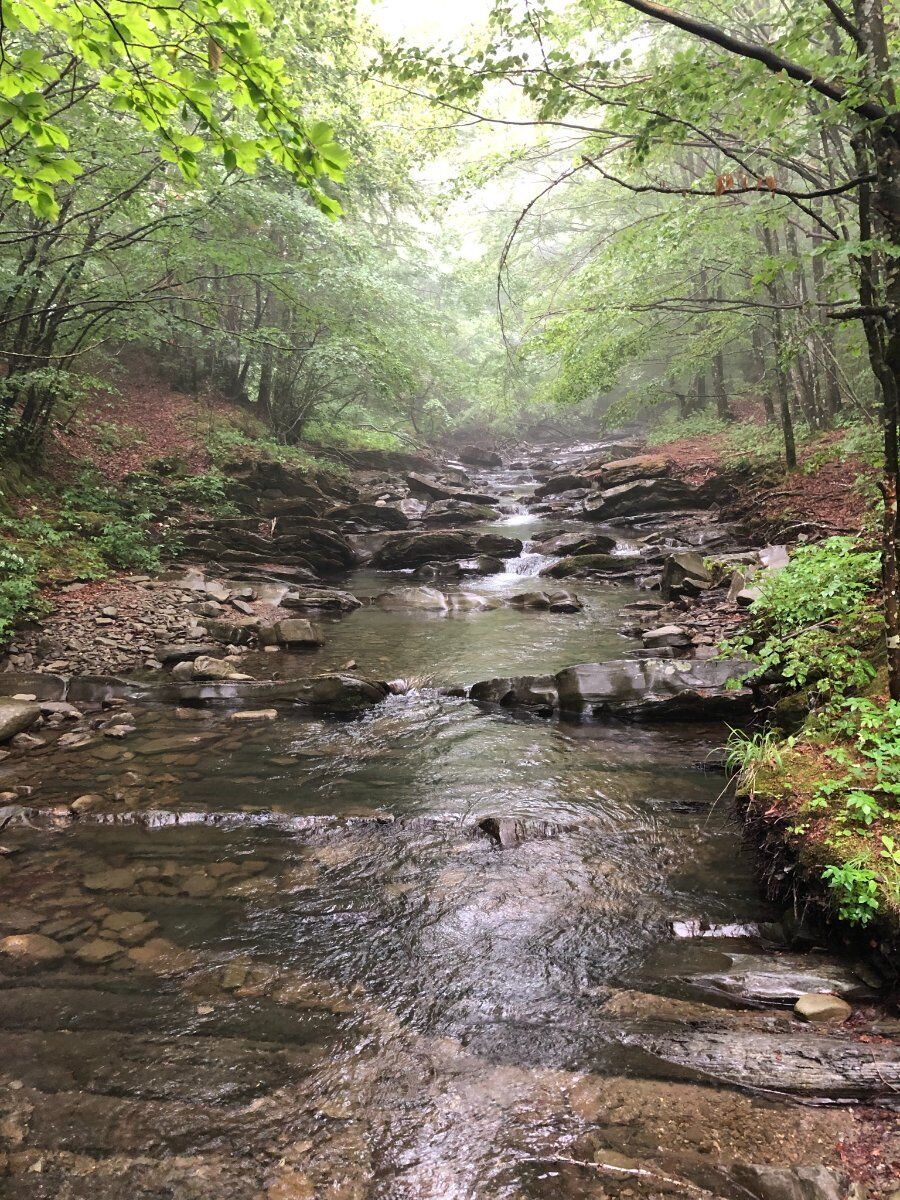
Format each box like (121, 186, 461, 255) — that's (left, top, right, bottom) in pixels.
(0, 441, 897, 1199)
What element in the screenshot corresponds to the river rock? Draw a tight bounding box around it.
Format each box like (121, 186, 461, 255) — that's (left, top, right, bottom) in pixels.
(202, 616, 259, 646)
(376, 587, 449, 612)
(306, 673, 388, 711)
(475, 533, 523, 557)
(192, 655, 253, 681)
(583, 478, 698, 519)
(326, 502, 409, 530)
(421, 500, 500, 525)
(686, 952, 876, 1003)
(0, 933, 65, 964)
(155, 643, 220, 665)
(0, 700, 40, 744)
(271, 619, 323, 648)
(552, 657, 753, 719)
(542, 552, 644, 578)
(539, 531, 619, 556)
(458, 555, 504, 576)
(660, 551, 711, 600)
(455, 444, 502, 468)
(281, 586, 361, 613)
(599, 453, 671, 486)
(469, 675, 559, 711)
(794, 993, 853, 1024)
(534, 473, 593, 498)
(370, 530, 477, 569)
(641, 624, 692, 649)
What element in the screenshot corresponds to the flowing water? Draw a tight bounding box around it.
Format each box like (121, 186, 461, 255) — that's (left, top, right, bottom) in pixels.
(0, 465, 888, 1199)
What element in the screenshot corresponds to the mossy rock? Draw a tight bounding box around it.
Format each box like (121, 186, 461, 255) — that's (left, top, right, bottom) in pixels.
(772, 692, 811, 734)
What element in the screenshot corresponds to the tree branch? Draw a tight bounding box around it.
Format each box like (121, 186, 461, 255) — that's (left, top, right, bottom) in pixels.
(614, 0, 888, 120)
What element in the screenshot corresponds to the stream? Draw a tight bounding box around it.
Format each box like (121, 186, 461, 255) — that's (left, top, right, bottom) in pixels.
(0, 461, 894, 1199)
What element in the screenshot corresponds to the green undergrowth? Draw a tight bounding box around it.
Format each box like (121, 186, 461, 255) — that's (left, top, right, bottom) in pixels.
(205, 425, 351, 478)
(647, 411, 882, 484)
(724, 536, 899, 933)
(0, 464, 235, 642)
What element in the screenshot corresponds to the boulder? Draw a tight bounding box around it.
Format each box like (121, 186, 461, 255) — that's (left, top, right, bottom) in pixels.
(376, 587, 449, 612)
(542, 553, 644, 578)
(737, 586, 763, 606)
(370, 531, 477, 570)
(469, 675, 559, 711)
(599, 454, 671, 486)
(202, 617, 259, 646)
(281, 586, 360, 613)
(534, 473, 593, 498)
(456, 444, 502, 468)
(192, 656, 252, 681)
(583, 478, 698, 519)
(641, 624, 692, 650)
(725, 1164, 851, 1200)
(475, 534, 523, 558)
(306, 673, 388, 712)
(0, 700, 40, 744)
(507, 590, 582, 613)
(421, 500, 500, 526)
(268, 618, 323, 648)
(660, 551, 711, 601)
(539, 531, 619, 556)
(325, 502, 409, 530)
(458, 556, 505, 576)
(0, 933, 65, 965)
(554, 657, 754, 719)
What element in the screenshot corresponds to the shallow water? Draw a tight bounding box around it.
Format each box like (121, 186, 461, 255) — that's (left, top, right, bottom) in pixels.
(0, 470, 886, 1199)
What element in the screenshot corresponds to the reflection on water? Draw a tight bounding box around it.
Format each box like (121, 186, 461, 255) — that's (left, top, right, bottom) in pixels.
(0, 478, 870, 1199)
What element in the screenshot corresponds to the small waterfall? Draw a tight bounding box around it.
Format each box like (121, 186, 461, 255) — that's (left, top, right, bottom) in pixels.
(506, 544, 555, 577)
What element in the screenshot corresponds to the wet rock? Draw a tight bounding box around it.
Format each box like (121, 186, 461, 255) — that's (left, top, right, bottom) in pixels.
(534, 473, 594, 498)
(599, 453, 671, 486)
(456, 444, 502, 468)
(192, 655, 253, 681)
(0, 672, 67, 700)
(553, 657, 754, 719)
(641, 624, 692, 650)
(457, 555, 504, 576)
(421, 499, 500, 525)
(0, 933, 65, 964)
(83, 867, 141, 891)
(660, 551, 711, 601)
(306, 673, 388, 712)
(539, 531, 619, 556)
(542, 552, 644, 578)
(469, 675, 558, 711)
(75, 937, 123, 964)
(794, 993, 853, 1024)
(687, 952, 877, 1003)
(370, 530, 477, 569)
(0, 700, 41, 743)
(326, 502, 409, 530)
(171, 660, 196, 681)
(376, 587, 448, 612)
(475, 533, 523, 557)
(229, 708, 278, 721)
(272, 618, 324, 648)
(507, 590, 583, 613)
(280, 587, 360, 613)
(583, 478, 698, 519)
(202, 617, 259, 646)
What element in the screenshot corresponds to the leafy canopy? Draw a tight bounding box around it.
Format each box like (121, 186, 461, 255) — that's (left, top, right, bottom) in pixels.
(0, 0, 349, 219)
